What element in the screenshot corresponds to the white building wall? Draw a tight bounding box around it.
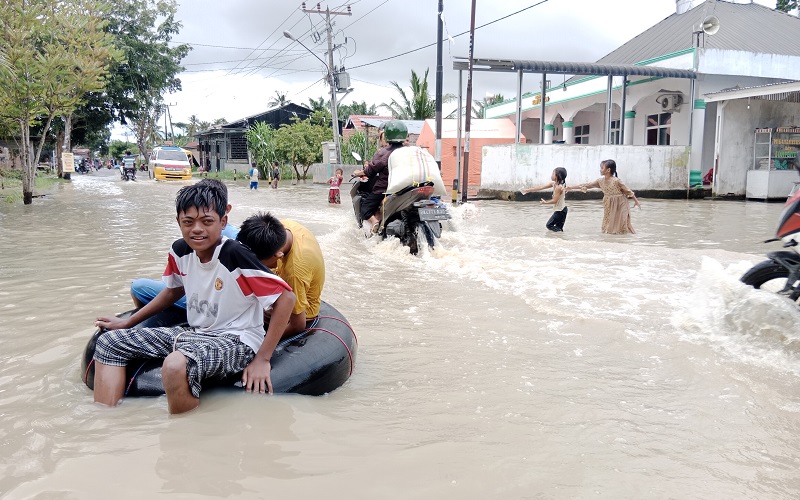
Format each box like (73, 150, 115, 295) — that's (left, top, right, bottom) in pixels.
(716, 99, 800, 196)
(699, 49, 800, 81)
(480, 144, 690, 191)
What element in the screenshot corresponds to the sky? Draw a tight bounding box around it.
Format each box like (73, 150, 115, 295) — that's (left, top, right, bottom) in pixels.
(113, 0, 780, 139)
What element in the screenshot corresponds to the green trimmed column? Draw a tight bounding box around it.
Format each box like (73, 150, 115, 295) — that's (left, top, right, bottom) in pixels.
(544, 123, 555, 144)
(562, 121, 574, 144)
(623, 111, 636, 145)
(690, 99, 707, 182)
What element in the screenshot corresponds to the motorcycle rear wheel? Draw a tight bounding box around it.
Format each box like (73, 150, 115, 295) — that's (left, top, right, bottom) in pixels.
(740, 260, 800, 303)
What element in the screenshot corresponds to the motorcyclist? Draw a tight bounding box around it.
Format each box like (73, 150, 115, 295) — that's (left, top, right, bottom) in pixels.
(352, 120, 407, 234)
(122, 150, 137, 180)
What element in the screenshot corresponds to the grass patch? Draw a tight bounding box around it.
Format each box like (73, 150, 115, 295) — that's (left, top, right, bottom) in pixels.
(0, 169, 67, 203)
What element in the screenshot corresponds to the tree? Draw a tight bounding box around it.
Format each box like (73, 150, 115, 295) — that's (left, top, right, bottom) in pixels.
(342, 132, 378, 166)
(472, 94, 505, 119)
(274, 113, 331, 180)
(186, 114, 201, 138)
(0, 0, 120, 204)
(268, 90, 289, 108)
(89, 0, 190, 160)
(338, 100, 378, 120)
(307, 96, 328, 113)
(381, 69, 454, 120)
(776, 0, 798, 12)
(245, 121, 277, 179)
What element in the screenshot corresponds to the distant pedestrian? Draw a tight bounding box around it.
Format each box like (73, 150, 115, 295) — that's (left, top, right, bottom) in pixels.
(520, 166, 569, 232)
(327, 168, 343, 204)
(248, 162, 259, 190)
(271, 162, 280, 189)
(571, 159, 640, 234)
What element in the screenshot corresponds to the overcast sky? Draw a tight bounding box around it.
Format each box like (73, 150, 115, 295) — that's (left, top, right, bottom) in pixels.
(119, 0, 779, 137)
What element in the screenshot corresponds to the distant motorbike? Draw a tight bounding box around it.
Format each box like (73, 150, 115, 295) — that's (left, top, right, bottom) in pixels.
(350, 150, 450, 255)
(121, 166, 137, 181)
(740, 188, 800, 304)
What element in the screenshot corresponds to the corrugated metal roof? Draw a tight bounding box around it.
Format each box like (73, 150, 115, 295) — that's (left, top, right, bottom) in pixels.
(705, 80, 800, 101)
(598, 0, 800, 66)
(507, 60, 696, 78)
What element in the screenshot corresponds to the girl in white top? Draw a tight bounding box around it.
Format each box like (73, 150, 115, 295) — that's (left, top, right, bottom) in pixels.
(520, 167, 569, 232)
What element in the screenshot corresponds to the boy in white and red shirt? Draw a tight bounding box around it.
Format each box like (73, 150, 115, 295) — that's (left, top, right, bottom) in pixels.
(93, 182, 296, 414)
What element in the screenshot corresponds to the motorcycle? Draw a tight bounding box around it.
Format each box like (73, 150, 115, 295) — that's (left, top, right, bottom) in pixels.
(121, 165, 137, 181)
(350, 150, 450, 255)
(740, 188, 800, 304)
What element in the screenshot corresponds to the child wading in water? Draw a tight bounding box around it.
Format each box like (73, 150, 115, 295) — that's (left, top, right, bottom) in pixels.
(572, 159, 640, 234)
(327, 168, 343, 204)
(520, 167, 569, 232)
(248, 162, 259, 190)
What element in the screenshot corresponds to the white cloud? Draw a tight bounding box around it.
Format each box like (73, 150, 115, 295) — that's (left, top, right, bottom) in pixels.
(112, 0, 779, 139)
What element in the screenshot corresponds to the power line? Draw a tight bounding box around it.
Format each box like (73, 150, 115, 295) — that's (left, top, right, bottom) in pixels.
(349, 0, 551, 70)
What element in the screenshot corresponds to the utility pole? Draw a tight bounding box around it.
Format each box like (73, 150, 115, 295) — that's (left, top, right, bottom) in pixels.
(434, 0, 444, 172)
(301, 3, 351, 165)
(461, 0, 477, 203)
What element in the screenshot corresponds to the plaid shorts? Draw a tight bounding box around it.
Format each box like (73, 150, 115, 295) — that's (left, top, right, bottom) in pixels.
(94, 326, 255, 398)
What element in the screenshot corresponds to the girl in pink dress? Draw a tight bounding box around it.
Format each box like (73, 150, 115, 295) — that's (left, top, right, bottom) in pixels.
(327, 168, 343, 204)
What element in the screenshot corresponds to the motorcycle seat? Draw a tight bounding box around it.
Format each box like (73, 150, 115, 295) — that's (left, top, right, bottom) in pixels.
(393, 181, 434, 197)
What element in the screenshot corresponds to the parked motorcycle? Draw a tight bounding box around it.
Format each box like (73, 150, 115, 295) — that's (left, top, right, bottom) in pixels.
(121, 166, 137, 181)
(350, 150, 450, 255)
(740, 188, 800, 304)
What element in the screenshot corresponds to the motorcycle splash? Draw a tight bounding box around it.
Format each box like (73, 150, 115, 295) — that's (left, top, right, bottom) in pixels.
(740, 188, 800, 304)
(350, 149, 451, 255)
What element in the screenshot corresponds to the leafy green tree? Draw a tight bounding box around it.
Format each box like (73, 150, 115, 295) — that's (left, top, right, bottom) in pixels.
(274, 117, 331, 180)
(109, 139, 138, 161)
(337, 100, 379, 121)
(245, 121, 277, 179)
(776, 0, 798, 12)
(381, 69, 454, 120)
(89, 0, 190, 159)
(0, 0, 120, 203)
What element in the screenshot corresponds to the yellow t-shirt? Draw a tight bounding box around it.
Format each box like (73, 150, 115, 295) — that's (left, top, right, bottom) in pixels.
(274, 220, 325, 318)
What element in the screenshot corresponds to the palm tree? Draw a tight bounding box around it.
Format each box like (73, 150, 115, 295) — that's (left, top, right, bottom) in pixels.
(472, 94, 505, 119)
(307, 96, 328, 113)
(381, 69, 454, 119)
(268, 90, 290, 108)
(187, 114, 200, 137)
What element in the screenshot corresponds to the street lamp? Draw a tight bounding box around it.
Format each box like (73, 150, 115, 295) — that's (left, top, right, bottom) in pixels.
(283, 30, 341, 165)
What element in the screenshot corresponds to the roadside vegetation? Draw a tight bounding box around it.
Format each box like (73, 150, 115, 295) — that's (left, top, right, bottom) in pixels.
(0, 168, 65, 203)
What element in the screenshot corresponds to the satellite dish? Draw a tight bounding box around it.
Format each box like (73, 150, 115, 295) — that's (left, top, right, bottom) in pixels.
(702, 15, 720, 35)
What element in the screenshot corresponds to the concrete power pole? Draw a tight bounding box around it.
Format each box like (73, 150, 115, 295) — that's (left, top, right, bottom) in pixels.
(435, 0, 444, 172)
(302, 3, 351, 165)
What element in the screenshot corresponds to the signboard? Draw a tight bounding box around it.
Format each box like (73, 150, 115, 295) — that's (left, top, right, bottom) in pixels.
(62, 152, 75, 173)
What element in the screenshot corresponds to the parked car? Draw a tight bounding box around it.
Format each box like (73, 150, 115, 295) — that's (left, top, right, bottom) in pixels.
(150, 146, 192, 181)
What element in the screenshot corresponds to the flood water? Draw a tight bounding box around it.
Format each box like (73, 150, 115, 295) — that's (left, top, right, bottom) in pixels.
(1, 169, 799, 499)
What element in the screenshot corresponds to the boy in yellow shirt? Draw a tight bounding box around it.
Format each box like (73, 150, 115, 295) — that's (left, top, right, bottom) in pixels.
(237, 212, 325, 338)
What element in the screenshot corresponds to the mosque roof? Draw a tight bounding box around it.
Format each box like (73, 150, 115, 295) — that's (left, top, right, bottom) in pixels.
(598, 0, 800, 65)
